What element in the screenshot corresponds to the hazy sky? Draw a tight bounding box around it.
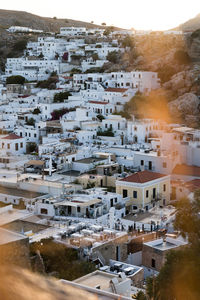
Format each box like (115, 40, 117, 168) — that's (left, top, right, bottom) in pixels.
(1, 0, 200, 30)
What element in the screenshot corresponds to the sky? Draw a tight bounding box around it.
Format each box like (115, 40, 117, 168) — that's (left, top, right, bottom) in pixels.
(1, 0, 200, 30)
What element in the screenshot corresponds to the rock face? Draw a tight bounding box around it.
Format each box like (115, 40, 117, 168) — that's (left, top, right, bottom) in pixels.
(178, 13, 200, 32)
(163, 69, 194, 96)
(186, 30, 200, 61)
(168, 93, 200, 126)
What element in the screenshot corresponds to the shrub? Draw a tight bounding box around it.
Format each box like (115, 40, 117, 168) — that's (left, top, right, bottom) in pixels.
(107, 51, 119, 63)
(13, 39, 27, 51)
(53, 91, 72, 103)
(70, 68, 82, 76)
(51, 108, 75, 120)
(26, 142, 38, 154)
(97, 128, 114, 137)
(36, 76, 58, 89)
(6, 75, 25, 85)
(32, 108, 41, 115)
(26, 118, 35, 126)
(96, 114, 105, 121)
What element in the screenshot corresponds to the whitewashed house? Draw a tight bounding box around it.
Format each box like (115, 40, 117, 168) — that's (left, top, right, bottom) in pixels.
(0, 133, 26, 155)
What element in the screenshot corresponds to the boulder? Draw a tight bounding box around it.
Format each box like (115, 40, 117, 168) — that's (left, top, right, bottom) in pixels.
(168, 93, 200, 121)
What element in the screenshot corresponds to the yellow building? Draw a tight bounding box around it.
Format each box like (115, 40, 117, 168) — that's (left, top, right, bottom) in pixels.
(116, 170, 170, 212)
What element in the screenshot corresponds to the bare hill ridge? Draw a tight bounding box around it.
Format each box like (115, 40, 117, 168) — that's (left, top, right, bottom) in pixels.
(0, 9, 101, 32)
(175, 13, 200, 32)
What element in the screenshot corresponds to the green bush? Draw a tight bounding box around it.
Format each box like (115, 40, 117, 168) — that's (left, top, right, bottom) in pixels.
(36, 76, 58, 89)
(97, 128, 114, 137)
(53, 91, 72, 103)
(26, 118, 35, 126)
(32, 108, 41, 115)
(6, 75, 25, 85)
(107, 51, 119, 63)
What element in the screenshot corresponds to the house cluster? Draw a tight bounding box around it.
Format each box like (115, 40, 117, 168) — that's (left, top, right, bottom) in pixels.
(4, 32, 127, 81)
(0, 26, 196, 299)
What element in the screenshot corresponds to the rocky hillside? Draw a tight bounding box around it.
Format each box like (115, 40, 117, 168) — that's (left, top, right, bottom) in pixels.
(176, 13, 200, 32)
(0, 9, 101, 32)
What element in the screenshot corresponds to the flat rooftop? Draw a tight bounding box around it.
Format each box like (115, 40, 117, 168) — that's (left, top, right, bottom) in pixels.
(0, 208, 33, 226)
(0, 228, 27, 245)
(153, 241, 178, 251)
(0, 185, 44, 199)
(124, 205, 176, 224)
(75, 157, 106, 164)
(74, 271, 117, 291)
(144, 237, 187, 251)
(60, 170, 80, 177)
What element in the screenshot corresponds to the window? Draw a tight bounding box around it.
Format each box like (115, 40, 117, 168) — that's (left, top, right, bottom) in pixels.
(163, 162, 167, 168)
(141, 160, 144, 166)
(152, 258, 156, 268)
(115, 198, 117, 203)
(2, 143, 4, 149)
(77, 207, 80, 213)
(153, 188, 156, 199)
(15, 143, 18, 151)
(123, 189, 127, 198)
(163, 184, 166, 192)
(41, 208, 48, 214)
(20, 143, 23, 148)
(7, 144, 10, 149)
(133, 191, 137, 198)
(146, 190, 149, 198)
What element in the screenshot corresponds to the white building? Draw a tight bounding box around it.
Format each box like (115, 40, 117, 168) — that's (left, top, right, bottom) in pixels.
(0, 133, 26, 155)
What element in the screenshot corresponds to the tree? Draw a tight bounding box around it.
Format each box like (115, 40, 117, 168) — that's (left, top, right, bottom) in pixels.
(96, 114, 105, 121)
(26, 118, 35, 126)
(26, 142, 38, 154)
(53, 91, 72, 103)
(6, 75, 25, 85)
(32, 108, 41, 115)
(101, 22, 106, 26)
(38, 52, 44, 59)
(36, 76, 58, 90)
(106, 51, 119, 63)
(135, 291, 147, 300)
